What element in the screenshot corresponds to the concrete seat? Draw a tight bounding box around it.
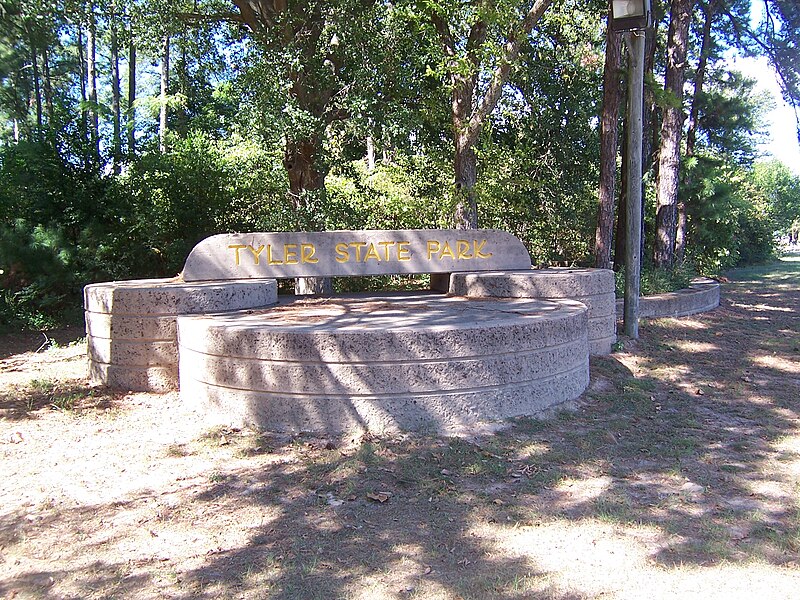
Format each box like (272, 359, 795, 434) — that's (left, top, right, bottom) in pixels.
(177, 293, 589, 435)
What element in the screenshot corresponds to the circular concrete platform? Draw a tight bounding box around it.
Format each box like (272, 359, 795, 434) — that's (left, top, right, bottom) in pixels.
(177, 293, 589, 435)
(85, 278, 277, 392)
(449, 268, 617, 355)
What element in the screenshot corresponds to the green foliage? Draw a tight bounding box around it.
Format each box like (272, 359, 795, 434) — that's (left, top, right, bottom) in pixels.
(749, 160, 800, 233)
(327, 157, 452, 231)
(681, 156, 776, 274)
(0, 0, 797, 331)
(614, 262, 695, 298)
(0, 133, 291, 328)
(0, 140, 112, 329)
(695, 69, 771, 165)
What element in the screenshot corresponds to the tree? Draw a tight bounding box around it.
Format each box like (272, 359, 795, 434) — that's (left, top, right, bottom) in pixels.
(595, 4, 622, 269)
(654, 0, 692, 269)
(424, 0, 553, 229)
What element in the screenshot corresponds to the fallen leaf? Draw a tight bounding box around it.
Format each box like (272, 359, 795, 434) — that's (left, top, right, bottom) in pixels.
(367, 492, 391, 503)
(493, 498, 504, 505)
(423, 566, 432, 575)
(695, 388, 705, 395)
(325, 493, 344, 507)
(9, 431, 23, 444)
(727, 525, 750, 541)
(440, 469, 453, 476)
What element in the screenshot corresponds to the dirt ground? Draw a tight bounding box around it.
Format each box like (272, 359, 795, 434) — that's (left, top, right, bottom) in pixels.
(1, 260, 799, 599)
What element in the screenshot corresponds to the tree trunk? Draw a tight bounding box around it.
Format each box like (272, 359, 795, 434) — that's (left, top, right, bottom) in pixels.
(284, 137, 326, 200)
(686, 0, 714, 158)
(595, 18, 623, 270)
(366, 135, 375, 171)
(177, 35, 189, 137)
(284, 136, 333, 295)
(678, 0, 716, 263)
(642, 2, 660, 174)
(159, 35, 170, 153)
(453, 137, 478, 229)
(29, 31, 42, 134)
(127, 37, 136, 156)
(42, 45, 54, 128)
(110, 17, 122, 172)
(87, 10, 100, 161)
(614, 115, 628, 272)
(430, 1, 553, 231)
(452, 75, 478, 230)
(654, 0, 692, 269)
(77, 26, 88, 152)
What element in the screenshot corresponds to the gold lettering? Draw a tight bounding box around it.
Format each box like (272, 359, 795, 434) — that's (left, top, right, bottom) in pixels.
(284, 244, 298, 265)
(397, 241, 411, 261)
(364, 243, 381, 261)
(378, 241, 396, 261)
(246, 244, 265, 265)
(427, 240, 440, 260)
(301, 243, 318, 264)
(228, 244, 247, 266)
(349, 241, 367, 262)
(456, 240, 472, 260)
(439, 241, 455, 260)
(474, 239, 492, 259)
(267, 244, 283, 265)
(334, 242, 349, 263)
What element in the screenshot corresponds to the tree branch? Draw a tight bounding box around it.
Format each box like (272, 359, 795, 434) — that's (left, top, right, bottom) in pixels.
(466, 19, 488, 68)
(178, 12, 245, 25)
(429, 11, 456, 57)
(465, 0, 553, 146)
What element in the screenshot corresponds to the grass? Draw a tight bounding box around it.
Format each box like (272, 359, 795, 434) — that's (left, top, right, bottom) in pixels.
(25, 378, 85, 411)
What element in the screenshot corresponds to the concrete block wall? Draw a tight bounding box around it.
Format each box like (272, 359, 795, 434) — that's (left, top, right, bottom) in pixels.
(449, 268, 617, 355)
(615, 278, 720, 320)
(85, 278, 278, 392)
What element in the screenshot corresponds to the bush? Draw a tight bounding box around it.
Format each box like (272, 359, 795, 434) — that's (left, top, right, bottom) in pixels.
(614, 261, 695, 298)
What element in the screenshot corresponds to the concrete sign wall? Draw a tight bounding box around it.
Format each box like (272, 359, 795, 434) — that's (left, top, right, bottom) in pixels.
(182, 229, 531, 281)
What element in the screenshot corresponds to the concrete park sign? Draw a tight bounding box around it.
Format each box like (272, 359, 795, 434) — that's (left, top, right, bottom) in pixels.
(182, 229, 532, 281)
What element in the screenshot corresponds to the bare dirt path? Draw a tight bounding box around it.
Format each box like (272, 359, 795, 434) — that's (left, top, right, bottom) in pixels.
(1, 259, 798, 599)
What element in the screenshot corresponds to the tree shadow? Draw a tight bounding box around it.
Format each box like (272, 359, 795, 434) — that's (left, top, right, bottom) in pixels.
(0, 327, 85, 360)
(1, 266, 798, 597)
(0, 381, 120, 422)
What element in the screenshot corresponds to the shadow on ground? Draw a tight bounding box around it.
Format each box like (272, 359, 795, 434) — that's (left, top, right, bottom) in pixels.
(1, 261, 798, 598)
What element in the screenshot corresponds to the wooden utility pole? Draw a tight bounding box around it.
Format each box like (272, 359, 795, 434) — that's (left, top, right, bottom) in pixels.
(623, 30, 645, 339)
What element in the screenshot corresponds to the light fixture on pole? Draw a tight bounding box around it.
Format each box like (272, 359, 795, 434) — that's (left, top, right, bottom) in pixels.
(609, 0, 650, 338)
(610, 0, 651, 31)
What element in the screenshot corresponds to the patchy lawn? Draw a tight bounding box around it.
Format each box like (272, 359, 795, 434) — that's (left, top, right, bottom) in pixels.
(1, 259, 799, 599)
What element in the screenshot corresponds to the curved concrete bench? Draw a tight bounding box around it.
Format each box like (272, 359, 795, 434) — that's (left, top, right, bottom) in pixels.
(177, 294, 589, 435)
(449, 268, 616, 355)
(615, 278, 720, 320)
(85, 278, 278, 392)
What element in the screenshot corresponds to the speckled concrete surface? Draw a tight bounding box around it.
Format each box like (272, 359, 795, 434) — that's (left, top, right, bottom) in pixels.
(449, 269, 617, 355)
(85, 278, 278, 391)
(615, 278, 720, 319)
(178, 293, 589, 435)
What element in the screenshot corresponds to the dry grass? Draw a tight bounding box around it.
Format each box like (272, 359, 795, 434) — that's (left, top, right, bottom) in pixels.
(0, 259, 799, 599)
